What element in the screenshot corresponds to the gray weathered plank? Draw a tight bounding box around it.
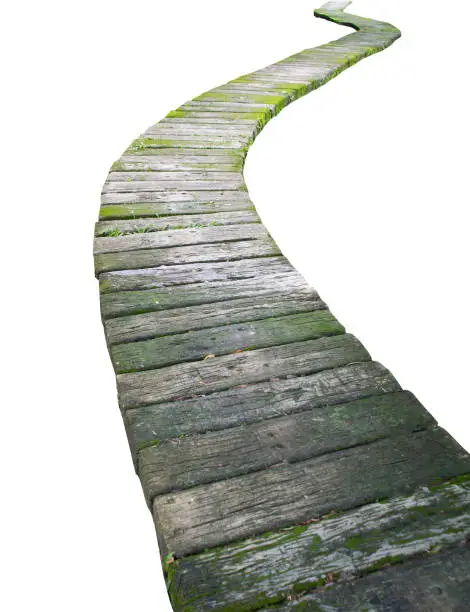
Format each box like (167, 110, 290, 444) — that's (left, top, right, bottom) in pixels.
(104, 289, 324, 344)
(111, 153, 243, 172)
(143, 125, 257, 138)
(101, 271, 308, 318)
(153, 428, 470, 557)
(102, 178, 244, 193)
(111, 310, 344, 373)
(94, 223, 266, 254)
(140, 391, 433, 499)
(94, 236, 280, 274)
(117, 333, 370, 409)
(100, 188, 252, 205)
(168, 478, 470, 610)
(94, 210, 260, 237)
(125, 361, 401, 455)
(99, 255, 297, 294)
(105, 170, 241, 182)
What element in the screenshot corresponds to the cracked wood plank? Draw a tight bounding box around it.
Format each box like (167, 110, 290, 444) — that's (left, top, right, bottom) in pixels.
(94, 223, 266, 254)
(124, 360, 401, 456)
(117, 333, 370, 409)
(140, 391, 433, 499)
(168, 478, 470, 610)
(111, 310, 344, 373)
(154, 429, 470, 557)
(104, 290, 325, 344)
(94, 235, 280, 274)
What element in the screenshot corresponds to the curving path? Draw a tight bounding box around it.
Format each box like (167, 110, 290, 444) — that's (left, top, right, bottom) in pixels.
(94, 3, 470, 609)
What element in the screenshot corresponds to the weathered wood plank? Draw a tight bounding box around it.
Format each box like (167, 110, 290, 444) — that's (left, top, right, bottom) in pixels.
(144, 125, 257, 138)
(181, 102, 276, 113)
(94, 223, 266, 254)
(99, 200, 255, 219)
(153, 428, 470, 557)
(168, 478, 470, 610)
(94, 236, 280, 274)
(99, 255, 297, 294)
(94, 210, 260, 237)
(165, 110, 267, 123)
(128, 135, 250, 150)
(102, 178, 244, 193)
(101, 271, 308, 318)
(105, 170, 241, 182)
(111, 153, 243, 172)
(117, 333, 371, 409)
(125, 361, 401, 455)
(100, 188, 252, 205)
(111, 310, 344, 373)
(277, 546, 470, 611)
(140, 391, 433, 499)
(104, 289, 324, 344)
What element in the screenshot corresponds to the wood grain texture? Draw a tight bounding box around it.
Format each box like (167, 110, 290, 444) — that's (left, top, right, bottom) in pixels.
(277, 546, 470, 611)
(111, 310, 344, 373)
(154, 428, 470, 557)
(117, 333, 371, 409)
(140, 391, 433, 499)
(94, 235, 280, 274)
(100, 271, 308, 318)
(94, 223, 266, 254)
(94, 210, 260, 237)
(169, 479, 470, 610)
(104, 289, 325, 344)
(125, 361, 401, 455)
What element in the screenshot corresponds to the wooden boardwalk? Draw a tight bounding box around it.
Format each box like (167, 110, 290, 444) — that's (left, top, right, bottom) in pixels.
(94, 2, 470, 609)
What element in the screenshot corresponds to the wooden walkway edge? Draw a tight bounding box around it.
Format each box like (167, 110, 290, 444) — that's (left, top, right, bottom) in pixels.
(94, 2, 470, 610)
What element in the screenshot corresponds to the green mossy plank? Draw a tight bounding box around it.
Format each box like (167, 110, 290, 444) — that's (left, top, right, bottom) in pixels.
(128, 135, 249, 150)
(140, 391, 432, 499)
(125, 361, 401, 457)
(99, 255, 297, 295)
(117, 333, 370, 409)
(110, 310, 344, 373)
(154, 429, 470, 557)
(169, 480, 470, 611)
(94, 210, 260, 237)
(94, 223, 266, 255)
(99, 200, 255, 219)
(104, 289, 324, 344)
(165, 110, 268, 125)
(94, 236, 279, 274)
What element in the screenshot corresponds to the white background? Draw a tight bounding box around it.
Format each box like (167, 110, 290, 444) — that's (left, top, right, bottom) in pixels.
(1, 1, 469, 610)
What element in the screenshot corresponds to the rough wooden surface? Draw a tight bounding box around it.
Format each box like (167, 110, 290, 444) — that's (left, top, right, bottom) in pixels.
(94, 3, 470, 610)
(168, 478, 470, 610)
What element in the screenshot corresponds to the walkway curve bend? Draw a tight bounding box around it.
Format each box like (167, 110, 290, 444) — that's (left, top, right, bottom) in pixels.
(94, 3, 470, 610)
